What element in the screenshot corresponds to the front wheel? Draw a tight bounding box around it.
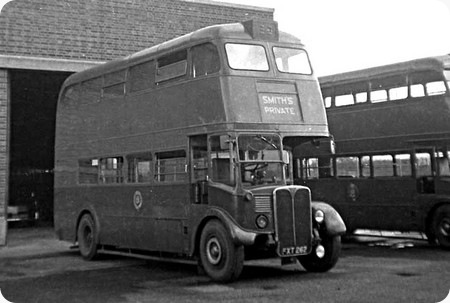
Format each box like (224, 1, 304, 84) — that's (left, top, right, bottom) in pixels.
(431, 204, 450, 250)
(199, 220, 244, 282)
(298, 235, 341, 272)
(77, 214, 98, 260)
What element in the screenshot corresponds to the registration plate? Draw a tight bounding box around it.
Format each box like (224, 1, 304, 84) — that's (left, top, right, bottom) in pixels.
(281, 245, 308, 256)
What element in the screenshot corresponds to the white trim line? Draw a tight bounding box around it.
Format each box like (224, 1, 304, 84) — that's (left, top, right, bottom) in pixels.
(0, 55, 105, 72)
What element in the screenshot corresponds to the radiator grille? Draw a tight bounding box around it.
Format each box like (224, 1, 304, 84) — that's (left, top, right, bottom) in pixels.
(254, 195, 272, 213)
(274, 186, 312, 256)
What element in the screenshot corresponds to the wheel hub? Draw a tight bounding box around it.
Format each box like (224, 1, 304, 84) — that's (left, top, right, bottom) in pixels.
(206, 237, 222, 265)
(83, 226, 93, 247)
(439, 218, 450, 237)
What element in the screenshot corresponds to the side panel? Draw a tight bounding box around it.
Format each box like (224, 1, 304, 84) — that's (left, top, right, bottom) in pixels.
(302, 178, 420, 232)
(54, 184, 190, 253)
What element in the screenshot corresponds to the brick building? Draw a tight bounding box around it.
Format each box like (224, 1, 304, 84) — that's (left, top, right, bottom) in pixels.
(0, 0, 273, 244)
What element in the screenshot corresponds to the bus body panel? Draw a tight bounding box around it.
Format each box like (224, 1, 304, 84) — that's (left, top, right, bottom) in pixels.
(327, 96, 450, 154)
(55, 184, 189, 253)
(221, 76, 329, 133)
(54, 20, 344, 280)
(304, 178, 420, 232)
(298, 55, 450, 244)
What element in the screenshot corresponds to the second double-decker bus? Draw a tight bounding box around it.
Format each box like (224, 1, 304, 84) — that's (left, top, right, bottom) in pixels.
(54, 19, 346, 282)
(297, 55, 450, 249)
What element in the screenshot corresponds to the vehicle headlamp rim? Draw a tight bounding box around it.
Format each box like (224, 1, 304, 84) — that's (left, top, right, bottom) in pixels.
(255, 214, 268, 229)
(314, 209, 325, 223)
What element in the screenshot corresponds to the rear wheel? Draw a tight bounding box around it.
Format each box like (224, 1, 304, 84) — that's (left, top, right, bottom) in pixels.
(77, 214, 98, 260)
(431, 205, 450, 250)
(298, 235, 341, 272)
(199, 220, 244, 282)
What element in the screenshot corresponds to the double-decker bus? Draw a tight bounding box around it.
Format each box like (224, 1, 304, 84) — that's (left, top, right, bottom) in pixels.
(54, 20, 346, 282)
(296, 55, 450, 249)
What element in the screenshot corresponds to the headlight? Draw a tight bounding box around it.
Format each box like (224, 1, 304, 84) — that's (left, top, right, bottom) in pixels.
(314, 210, 324, 224)
(315, 245, 325, 258)
(255, 214, 268, 229)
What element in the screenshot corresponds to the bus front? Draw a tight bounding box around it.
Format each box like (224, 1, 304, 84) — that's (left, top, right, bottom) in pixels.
(194, 20, 346, 281)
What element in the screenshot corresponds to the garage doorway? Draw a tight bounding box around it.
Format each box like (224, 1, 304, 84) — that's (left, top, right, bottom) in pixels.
(9, 70, 71, 224)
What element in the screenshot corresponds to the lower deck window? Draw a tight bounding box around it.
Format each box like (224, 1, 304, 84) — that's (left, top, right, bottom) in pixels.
(301, 158, 333, 179)
(79, 159, 99, 184)
(99, 157, 124, 184)
(78, 157, 124, 184)
(395, 154, 412, 176)
(415, 153, 432, 177)
(372, 155, 394, 177)
(336, 157, 359, 177)
(128, 153, 152, 183)
(154, 150, 187, 182)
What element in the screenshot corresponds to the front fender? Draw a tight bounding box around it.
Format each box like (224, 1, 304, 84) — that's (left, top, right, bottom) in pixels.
(190, 207, 257, 256)
(311, 201, 346, 236)
(205, 207, 257, 246)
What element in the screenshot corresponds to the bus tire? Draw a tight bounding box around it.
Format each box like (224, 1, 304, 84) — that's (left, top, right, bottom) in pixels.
(298, 235, 341, 272)
(199, 219, 244, 282)
(431, 204, 450, 250)
(77, 214, 98, 260)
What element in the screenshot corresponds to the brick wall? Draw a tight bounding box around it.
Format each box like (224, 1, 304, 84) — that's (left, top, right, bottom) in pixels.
(0, 0, 273, 61)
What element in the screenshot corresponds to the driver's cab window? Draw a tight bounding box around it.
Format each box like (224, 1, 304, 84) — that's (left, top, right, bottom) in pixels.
(415, 152, 432, 177)
(238, 134, 284, 186)
(437, 150, 450, 176)
(210, 136, 235, 186)
(191, 135, 208, 182)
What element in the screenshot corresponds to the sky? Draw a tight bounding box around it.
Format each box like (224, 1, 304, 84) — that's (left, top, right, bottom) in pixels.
(1, 0, 450, 76)
(214, 0, 450, 76)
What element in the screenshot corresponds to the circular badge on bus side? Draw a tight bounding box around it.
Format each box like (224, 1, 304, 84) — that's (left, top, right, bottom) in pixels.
(133, 190, 143, 211)
(347, 183, 359, 202)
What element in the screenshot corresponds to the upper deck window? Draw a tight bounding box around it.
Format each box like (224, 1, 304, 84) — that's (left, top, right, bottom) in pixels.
(192, 43, 220, 78)
(426, 81, 447, 96)
(335, 94, 354, 106)
(445, 70, 450, 85)
(103, 70, 126, 99)
(225, 43, 269, 71)
(156, 50, 188, 83)
(410, 84, 425, 98)
(273, 47, 312, 74)
(129, 61, 155, 92)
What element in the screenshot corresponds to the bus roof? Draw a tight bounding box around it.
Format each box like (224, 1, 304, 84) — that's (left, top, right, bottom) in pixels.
(63, 20, 303, 87)
(319, 55, 450, 87)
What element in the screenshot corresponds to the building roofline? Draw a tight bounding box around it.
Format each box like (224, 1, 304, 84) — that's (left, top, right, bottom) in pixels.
(180, 0, 274, 13)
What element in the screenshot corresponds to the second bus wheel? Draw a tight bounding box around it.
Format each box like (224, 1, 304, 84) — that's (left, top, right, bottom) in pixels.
(77, 214, 98, 260)
(431, 204, 450, 250)
(298, 235, 341, 272)
(199, 219, 244, 282)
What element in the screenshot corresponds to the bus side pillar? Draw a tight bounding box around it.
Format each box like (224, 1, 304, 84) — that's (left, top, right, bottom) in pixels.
(195, 181, 208, 204)
(417, 177, 435, 194)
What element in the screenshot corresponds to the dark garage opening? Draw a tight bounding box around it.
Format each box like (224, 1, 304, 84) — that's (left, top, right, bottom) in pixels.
(9, 70, 72, 224)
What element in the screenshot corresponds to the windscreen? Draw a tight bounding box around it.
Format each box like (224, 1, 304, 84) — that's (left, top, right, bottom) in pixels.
(273, 47, 312, 74)
(238, 134, 284, 186)
(225, 43, 269, 71)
